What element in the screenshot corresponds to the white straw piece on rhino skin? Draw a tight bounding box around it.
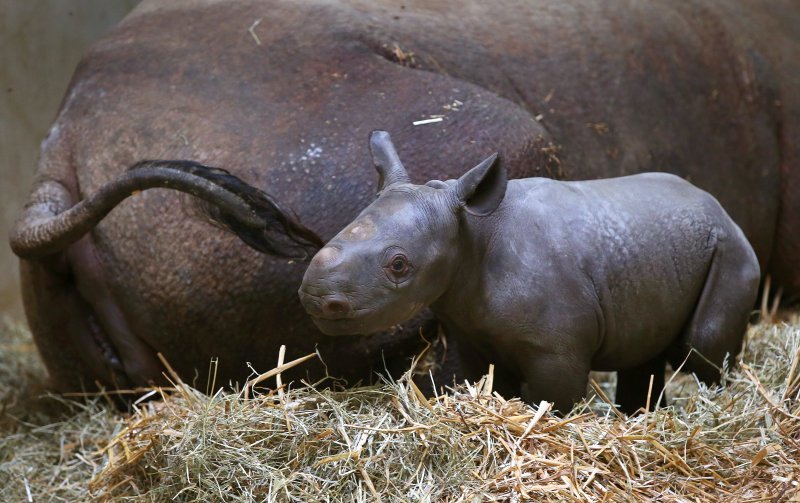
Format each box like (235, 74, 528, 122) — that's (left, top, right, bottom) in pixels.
(412, 117, 444, 126)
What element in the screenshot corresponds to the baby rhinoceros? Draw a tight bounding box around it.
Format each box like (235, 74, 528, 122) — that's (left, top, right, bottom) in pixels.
(299, 131, 760, 414)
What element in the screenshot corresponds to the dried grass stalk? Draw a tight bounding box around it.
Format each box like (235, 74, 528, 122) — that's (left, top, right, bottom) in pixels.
(2, 317, 800, 501)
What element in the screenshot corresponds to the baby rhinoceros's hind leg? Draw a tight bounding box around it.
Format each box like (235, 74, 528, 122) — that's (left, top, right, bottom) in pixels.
(671, 225, 761, 389)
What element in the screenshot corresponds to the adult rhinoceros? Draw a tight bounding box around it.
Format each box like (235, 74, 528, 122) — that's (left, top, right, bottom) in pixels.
(9, 0, 799, 393)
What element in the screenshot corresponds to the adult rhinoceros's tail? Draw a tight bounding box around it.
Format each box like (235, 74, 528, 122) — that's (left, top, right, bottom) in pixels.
(9, 160, 324, 260)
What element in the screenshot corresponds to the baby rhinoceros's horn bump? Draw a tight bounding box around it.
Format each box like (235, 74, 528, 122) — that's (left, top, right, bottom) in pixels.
(312, 246, 341, 266)
(341, 216, 376, 241)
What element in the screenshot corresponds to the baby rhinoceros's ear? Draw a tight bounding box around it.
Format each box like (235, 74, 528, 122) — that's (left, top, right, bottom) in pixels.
(455, 153, 507, 216)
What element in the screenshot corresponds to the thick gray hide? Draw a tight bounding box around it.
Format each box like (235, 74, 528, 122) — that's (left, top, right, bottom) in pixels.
(299, 131, 760, 414)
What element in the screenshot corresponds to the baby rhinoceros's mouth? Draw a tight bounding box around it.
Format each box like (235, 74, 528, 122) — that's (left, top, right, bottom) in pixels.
(298, 286, 383, 336)
(298, 287, 354, 320)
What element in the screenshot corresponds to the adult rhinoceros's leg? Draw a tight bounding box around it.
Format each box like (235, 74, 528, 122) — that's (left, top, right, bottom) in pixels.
(767, 129, 800, 301)
(20, 254, 129, 390)
(673, 228, 761, 385)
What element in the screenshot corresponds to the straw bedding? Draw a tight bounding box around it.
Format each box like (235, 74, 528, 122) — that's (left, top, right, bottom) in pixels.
(1, 315, 799, 501)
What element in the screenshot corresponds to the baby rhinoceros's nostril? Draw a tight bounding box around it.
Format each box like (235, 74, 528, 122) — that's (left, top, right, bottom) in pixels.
(321, 296, 351, 317)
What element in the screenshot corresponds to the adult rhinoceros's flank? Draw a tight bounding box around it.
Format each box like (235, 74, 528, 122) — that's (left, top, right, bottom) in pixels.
(8, 0, 800, 393)
(299, 131, 761, 414)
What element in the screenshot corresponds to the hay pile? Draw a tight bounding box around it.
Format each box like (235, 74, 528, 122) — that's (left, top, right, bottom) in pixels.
(0, 319, 121, 501)
(2, 317, 800, 501)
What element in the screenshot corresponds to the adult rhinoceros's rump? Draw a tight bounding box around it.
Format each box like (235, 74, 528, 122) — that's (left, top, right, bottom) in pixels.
(300, 131, 761, 414)
(9, 0, 799, 393)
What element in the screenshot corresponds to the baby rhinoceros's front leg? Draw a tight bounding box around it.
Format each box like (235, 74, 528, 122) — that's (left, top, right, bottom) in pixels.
(516, 343, 595, 415)
(298, 131, 761, 416)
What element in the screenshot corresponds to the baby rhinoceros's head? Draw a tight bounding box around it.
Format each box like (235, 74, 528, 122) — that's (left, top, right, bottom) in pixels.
(299, 130, 507, 336)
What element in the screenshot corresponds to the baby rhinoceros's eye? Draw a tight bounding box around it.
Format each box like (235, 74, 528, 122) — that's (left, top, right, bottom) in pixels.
(384, 253, 412, 283)
(390, 256, 407, 273)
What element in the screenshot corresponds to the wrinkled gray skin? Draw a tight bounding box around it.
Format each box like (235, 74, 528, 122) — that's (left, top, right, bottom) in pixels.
(300, 131, 761, 414)
(13, 0, 799, 401)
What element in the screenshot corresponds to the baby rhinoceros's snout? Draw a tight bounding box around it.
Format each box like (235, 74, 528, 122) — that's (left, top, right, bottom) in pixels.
(299, 246, 358, 320)
(298, 289, 354, 320)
